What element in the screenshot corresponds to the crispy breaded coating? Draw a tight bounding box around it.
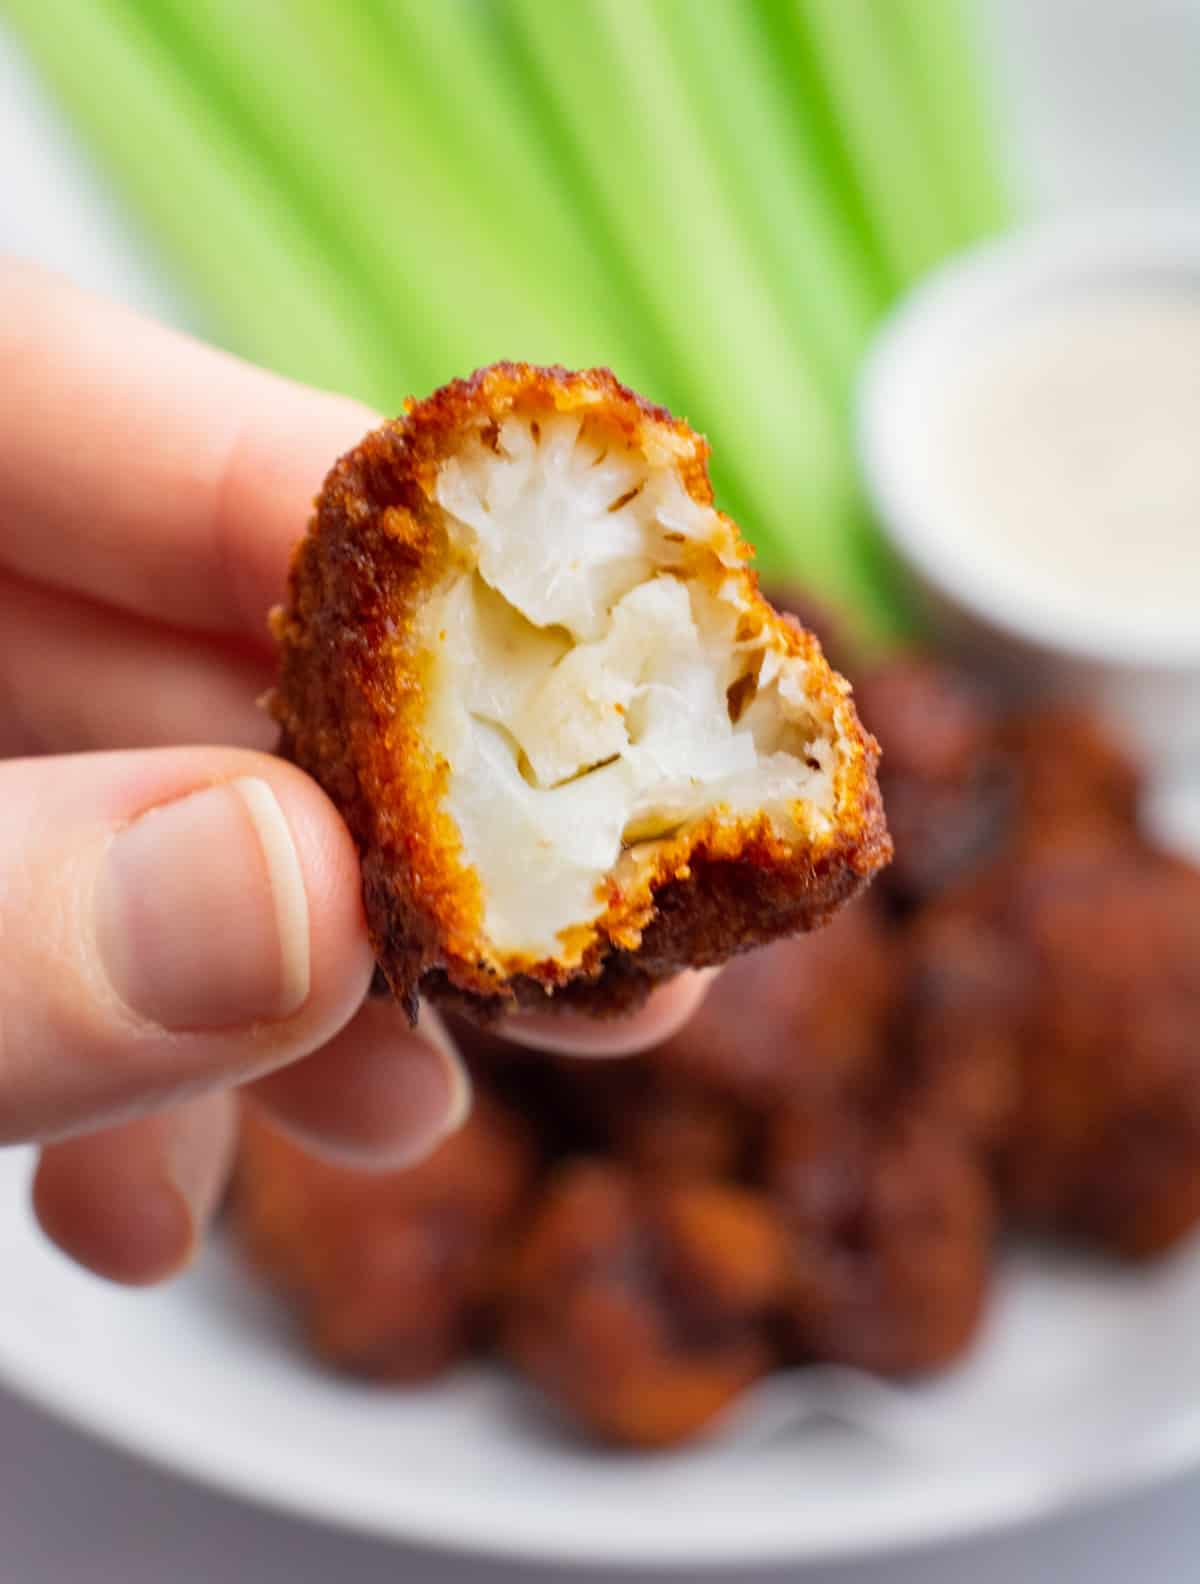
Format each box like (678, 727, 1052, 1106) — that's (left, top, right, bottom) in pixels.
(233, 1100, 535, 1381)
(999, 705, 1141, 847)
(613, 1085, 746, 1181)
(650, 896, 896, 1107)
(769, 1108, 993, 1375)
(548, 1060, 751, 1181)
(899, 911, 1026, 1154)
(854, 655, 1008, 912)
(272, 365, 889, 1020)
(502, 1161, 787, 1447)
(857, 655, 1143, 917)
(936, 842, 1200, 1257)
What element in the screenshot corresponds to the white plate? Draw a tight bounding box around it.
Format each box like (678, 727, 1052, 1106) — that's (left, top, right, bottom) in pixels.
(3, 1148, 1200, 1568)
(3, 796, 1197, 1570)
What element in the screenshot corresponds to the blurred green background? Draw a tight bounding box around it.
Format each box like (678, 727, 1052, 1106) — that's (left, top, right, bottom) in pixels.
(5, 0, 1009, 637)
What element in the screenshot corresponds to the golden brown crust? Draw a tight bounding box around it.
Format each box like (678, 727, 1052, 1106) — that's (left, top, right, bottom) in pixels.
(272, 363, 890, 1019)
(232, 1099, 536, 1381)
(924, 840, 1200, 1257)
(501, 1161, 787, 1447)
(769, 1108, 993, 1375)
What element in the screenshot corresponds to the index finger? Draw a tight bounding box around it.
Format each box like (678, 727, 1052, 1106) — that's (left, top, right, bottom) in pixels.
(0, 261, 377, 644)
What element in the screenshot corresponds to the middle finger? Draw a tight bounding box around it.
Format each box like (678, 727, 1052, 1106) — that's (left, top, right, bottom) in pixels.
(0, 572, 274, 757)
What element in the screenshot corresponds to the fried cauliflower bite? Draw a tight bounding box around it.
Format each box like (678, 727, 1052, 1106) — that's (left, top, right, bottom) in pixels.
(649, 896, 896, 1107)
(272, 365, 889, 1019)
(545, 1059, 752, 1181)
(502, 1161, 788, 1447)
(233, 1100, 535, 1381)
(853, 655, 1008, 913)
(599, 1080, 748, 1183)
(944, 843, 1200, 1258)
(769, 1108, 993, 1375)
(898, 911, 1026, 1155)
(998, 705, 1141, 848)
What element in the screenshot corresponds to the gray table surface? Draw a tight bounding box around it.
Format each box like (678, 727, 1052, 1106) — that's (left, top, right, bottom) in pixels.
(5, 5, 1200, 1578)
(2, 1381, 1200, 1584)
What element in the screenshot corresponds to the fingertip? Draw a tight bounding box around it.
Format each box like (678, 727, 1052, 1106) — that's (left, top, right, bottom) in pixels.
(245, 1000, 472, 1170)
(33, 1150, 192, 1286)
(630, 968, 718, 1049)
(32, 1095, 237, 1287)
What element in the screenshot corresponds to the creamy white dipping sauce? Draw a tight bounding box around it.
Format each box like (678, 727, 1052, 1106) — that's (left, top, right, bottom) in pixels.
(932, 293, 1200, 619)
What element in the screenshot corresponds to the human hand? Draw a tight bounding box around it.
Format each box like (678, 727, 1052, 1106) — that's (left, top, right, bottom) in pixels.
(0, 262, 712, 1285)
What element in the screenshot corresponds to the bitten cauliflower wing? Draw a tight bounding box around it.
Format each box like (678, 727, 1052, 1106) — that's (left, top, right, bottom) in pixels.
(272, 364, 889, 1018)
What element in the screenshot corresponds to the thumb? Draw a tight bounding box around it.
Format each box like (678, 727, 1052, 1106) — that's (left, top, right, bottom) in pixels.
(0, 748, 374, 1142)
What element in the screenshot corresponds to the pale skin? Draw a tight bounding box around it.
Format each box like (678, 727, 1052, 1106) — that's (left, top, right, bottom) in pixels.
(0, 261, 711, 1286)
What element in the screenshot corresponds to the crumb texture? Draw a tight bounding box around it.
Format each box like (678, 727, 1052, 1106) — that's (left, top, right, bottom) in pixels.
(272, 364, 889, 1016)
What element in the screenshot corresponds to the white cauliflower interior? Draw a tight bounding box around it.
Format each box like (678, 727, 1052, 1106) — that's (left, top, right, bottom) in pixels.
(419, 412, 839, 960)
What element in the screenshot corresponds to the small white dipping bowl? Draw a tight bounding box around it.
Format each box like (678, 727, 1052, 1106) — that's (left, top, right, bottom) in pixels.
(857, 212, 1200, 769)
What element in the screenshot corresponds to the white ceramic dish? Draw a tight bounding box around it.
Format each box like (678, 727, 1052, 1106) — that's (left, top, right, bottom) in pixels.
(5, 1141, 1200, 1570)
(857, 212, 1200, 768)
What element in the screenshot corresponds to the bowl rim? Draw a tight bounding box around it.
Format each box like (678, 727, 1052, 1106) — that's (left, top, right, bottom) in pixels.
(856, 208, 1200, 672)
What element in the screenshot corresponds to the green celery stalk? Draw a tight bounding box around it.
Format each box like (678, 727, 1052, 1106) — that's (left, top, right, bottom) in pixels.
(375, 0, 666, 394)
(5, 0, 386, 399)
(649, 0, 914, 628)
(654, 0, 881, 399)
(590, 0, 870, 587)
(748, 0, 894, 306)
(126, 0, 451, 397)
(880, 0, 1011, 244)
(480, 0, 695, 423)
(503, 0, 858, 581)
(137, 0, 624, 398)
(116, 0, 429, 395)
(790, 0, 961, 291)
(846, 499, 921, 645)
